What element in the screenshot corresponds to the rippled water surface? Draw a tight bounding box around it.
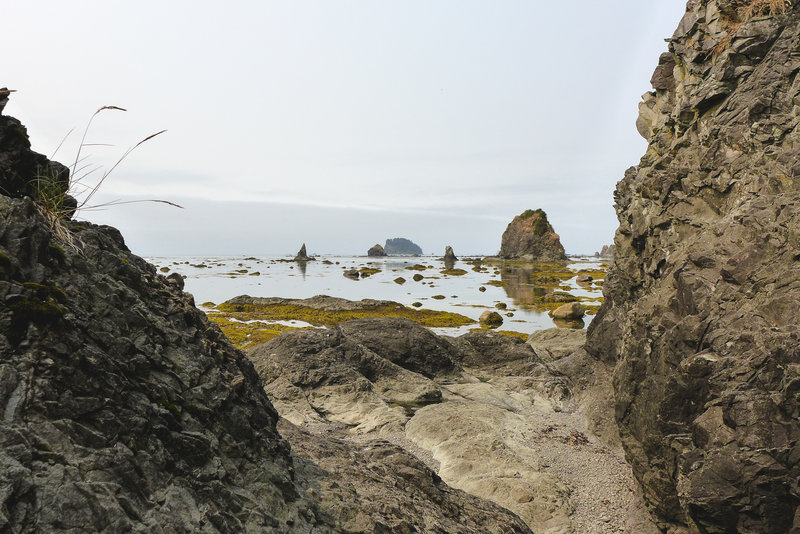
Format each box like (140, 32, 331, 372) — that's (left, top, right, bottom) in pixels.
(147, 255, 608, 335)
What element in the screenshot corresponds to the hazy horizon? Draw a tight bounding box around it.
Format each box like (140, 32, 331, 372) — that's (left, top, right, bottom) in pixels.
(4, 0, 688, 257)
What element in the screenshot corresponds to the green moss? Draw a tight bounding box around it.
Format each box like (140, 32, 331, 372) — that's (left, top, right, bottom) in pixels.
(485, 280, 507, 287)
(496, 330, 530, 341)
(209, 316, 308, 349)
(21, 282, 67, 303)
(214, 301, 475, 329)
(48, 244, 66, 263)
(431, 295, 446, 300)
(440, 268, 468, 276)
(405, 264, 427, 271)
(394, 277, 406, 284)
(360, 267, 381, 275)
(533, 217, 548, 236)
(519, 208, 546, 221)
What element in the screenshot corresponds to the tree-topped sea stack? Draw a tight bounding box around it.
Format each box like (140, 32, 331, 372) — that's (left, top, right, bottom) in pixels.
(586, 1, 800, 532)
(384, 237, 422, 255)
(499, 209, 567, 261)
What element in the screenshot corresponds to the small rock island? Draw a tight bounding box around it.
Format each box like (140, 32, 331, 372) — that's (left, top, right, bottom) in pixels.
(367, 243, 387, 256)
(384, 237, 423, 255)
(500, 209, 567, 261)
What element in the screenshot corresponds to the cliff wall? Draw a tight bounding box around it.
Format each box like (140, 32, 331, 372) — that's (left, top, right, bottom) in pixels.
(586, 1, 800, 531)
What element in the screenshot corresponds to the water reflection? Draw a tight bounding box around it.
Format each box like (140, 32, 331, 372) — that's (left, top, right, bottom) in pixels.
(500, 262, 572, 306)
(295, 259, 308, 278)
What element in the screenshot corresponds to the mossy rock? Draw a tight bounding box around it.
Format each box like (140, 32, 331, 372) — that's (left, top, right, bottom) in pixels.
(431, 295, 446, 300)
(214, 299, 475, 329)
(412, 274, 424, 282)
(394, 277, 406, 285)
(405, 264, 427, 271)
(208, 316, 307, 349)
(440, 268, 468, 276)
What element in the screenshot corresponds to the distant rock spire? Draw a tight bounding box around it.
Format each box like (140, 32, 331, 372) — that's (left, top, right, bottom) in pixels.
(294, 243, 314, 261)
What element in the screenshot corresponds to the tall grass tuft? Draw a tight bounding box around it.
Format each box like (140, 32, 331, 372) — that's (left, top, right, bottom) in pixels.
(32, 106, 182, 249)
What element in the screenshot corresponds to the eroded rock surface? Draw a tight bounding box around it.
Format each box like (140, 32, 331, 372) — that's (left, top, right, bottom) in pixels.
(587, 1, 800, 531)
(500, 209, 567, 261)
(249, 318, 655, 533)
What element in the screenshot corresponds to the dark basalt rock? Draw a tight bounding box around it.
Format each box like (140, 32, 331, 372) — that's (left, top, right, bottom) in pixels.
(384, 237, 423, 255)
(499, 209, 567, 261)
(293, 243, 314, 261)
(586, 2, 800, 532)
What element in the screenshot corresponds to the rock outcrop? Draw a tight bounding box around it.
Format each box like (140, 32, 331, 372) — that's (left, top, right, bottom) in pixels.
(0, 114, 312, 531)
(383, 237, 422, 255)
(367, 243, 386, 257)
(443, 245, 458, 261)
(250, 317, 655, 533)
(587, 1, 800, 531)
(500, 209, 567, 261)
(596, 244, 615, 258)
(293, 243, 314, 261)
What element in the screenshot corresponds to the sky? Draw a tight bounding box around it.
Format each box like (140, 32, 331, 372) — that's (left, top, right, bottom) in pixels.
(4, 1, 688, 256)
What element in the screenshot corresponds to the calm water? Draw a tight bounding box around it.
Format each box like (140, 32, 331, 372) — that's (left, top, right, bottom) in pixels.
(147, 255, 607, 335)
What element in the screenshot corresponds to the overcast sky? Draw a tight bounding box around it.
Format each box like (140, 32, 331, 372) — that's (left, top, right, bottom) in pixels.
(4, 1, 687, 256)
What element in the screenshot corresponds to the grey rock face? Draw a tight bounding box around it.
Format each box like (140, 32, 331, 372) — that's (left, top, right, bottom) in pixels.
(586, 2, 800, 532)
(0, 196, 312, 532)
(384, 237, 423, 255)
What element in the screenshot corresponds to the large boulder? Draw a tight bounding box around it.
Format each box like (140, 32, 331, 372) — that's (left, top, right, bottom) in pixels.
(367, 243, 387, 256)
(384, 237, 422, 255)
(499, 209, 567, 261)
(586, 2, 800, 532)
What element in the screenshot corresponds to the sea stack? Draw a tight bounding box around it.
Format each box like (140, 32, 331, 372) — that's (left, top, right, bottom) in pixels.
(384, 237, 423, 255)
(499, 209, 567, 261)
(586, 2, 800, 532)
(294, 243, 314, 261)
(443, 245, 458, 262)
(367, 243, 387, 257)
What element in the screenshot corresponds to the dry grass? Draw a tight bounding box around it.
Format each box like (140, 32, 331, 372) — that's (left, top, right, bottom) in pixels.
(33, 106, 181, 249)
(738, 0, 791, 19)
(713, 0, 791, 59)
